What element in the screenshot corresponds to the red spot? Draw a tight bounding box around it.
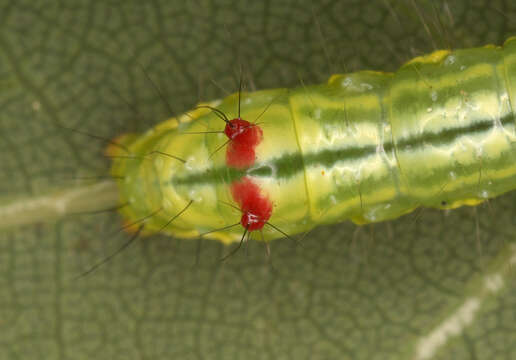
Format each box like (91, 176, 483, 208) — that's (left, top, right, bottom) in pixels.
(224, 118, 263, 168)
(224, 119, 270, 231)
(230, 177, 272, 231)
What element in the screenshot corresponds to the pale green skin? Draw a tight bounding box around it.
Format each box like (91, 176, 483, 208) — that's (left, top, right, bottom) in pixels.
(110, 37, 516, 244)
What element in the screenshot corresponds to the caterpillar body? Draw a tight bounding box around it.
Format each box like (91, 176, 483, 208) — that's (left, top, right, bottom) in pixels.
(109, 37, 516, 244)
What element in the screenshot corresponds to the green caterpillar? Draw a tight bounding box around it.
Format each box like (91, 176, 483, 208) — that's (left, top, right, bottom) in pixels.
(108, 37, 516, 244)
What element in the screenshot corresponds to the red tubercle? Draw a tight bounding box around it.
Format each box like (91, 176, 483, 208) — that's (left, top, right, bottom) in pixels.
(230, 176, 272, 231)
(224, 118, 259, 142)
(224, 118, 263, 169)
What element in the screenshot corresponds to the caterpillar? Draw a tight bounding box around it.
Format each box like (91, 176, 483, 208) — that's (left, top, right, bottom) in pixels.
(107, 37, 516, 245)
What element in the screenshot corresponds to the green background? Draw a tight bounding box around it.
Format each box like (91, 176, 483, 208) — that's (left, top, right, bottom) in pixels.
(1, 0, 516, 359)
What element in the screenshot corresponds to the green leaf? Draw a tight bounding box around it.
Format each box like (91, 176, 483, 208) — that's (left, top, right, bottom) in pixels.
(1, 1, 515, 359)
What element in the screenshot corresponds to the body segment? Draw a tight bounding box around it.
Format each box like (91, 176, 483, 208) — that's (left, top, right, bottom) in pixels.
(110, 37, 516, 243)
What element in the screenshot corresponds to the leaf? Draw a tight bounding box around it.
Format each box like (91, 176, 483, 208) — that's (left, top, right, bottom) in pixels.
(1, 1, 515, 359)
